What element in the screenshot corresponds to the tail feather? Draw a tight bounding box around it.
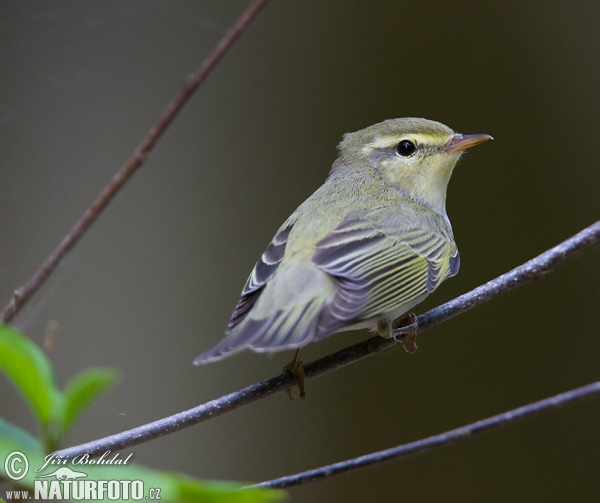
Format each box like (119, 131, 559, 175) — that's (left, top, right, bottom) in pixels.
(194, 262, 336, 365)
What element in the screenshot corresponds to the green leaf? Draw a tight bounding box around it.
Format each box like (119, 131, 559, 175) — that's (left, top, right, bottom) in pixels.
(0, 417, 44, 459)
(163, 472, 286, 502)
(0, 325, 62, 429)
(0, 327, 285, 501)
(0, 420, 284, 502)
(65, 466, 287, 503)
(0, 417, 46, 486)
(62, 367, 120, 434)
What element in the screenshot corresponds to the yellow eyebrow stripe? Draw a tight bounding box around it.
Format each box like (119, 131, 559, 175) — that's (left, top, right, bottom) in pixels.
(366, 134, 443, 150)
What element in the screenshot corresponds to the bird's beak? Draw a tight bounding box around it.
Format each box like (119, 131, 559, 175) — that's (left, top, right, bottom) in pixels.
(445, 133, 493, 153)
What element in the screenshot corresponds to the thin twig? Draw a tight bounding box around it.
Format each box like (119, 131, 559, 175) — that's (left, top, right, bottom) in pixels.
(250, 381, 600, 488)
(1, 0, 269, 324)
(53, 221, 600, 459)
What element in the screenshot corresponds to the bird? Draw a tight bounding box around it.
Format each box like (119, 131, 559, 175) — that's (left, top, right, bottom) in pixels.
(194, 118, 492, 398)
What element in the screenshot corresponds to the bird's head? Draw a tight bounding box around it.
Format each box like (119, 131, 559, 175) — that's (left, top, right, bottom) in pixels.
(337, 118, 492, 215)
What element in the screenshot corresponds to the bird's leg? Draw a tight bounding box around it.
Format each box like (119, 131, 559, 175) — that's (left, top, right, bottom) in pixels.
(378, 317, 415, 352)
(284, 349, 306, 400)
(391, 313, 419, 353)
(377, 318, 393, 338)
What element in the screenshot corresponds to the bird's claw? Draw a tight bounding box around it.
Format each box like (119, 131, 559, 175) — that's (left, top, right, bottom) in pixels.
(284, 349, 306, 400)
(392, 313, 419, 354)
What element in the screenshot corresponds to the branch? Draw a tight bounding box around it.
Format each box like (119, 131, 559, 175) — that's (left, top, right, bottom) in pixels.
(1, 0, 269, 324)
(250, 381, 600, 488)
(53, 221, 600, 459)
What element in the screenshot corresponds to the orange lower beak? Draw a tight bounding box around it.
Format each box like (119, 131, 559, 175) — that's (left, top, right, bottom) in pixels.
(445, 133, 493, 153)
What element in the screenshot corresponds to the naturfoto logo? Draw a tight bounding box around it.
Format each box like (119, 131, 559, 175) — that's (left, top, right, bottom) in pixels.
(3, 450, 161, 501)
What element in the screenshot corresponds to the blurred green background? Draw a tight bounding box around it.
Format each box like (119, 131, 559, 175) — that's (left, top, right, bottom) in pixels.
(1, 1, 598, 501)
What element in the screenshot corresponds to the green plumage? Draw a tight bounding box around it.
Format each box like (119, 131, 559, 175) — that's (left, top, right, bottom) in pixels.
(195, 118, 491, 364)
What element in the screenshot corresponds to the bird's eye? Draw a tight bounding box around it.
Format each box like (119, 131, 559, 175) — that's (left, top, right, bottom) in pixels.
(395, 140, 417, 157)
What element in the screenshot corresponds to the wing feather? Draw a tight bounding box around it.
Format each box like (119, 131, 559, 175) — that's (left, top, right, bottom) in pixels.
(226, 223, 292, 332)
(313, 217, 458, 330)
(194, 264, 333, 363)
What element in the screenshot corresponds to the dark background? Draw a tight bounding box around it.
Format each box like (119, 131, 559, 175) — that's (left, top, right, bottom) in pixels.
(1, 1, 599, 501)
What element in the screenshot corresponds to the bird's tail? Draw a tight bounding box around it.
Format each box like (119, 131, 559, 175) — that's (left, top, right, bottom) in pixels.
(194, 262, 336, 364)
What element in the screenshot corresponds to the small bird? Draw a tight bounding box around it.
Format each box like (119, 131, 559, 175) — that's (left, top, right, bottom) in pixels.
(195, 118, 492, 397)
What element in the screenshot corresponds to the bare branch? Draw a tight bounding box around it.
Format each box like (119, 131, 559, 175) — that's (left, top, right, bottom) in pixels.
(53, 221, 600, 459)
(1, 0, 269, 324)
(250, 381, 600, 489)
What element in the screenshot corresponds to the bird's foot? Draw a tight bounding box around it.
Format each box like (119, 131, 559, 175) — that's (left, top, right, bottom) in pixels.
(284, 349, 306, 400)
(392, 313, 419, 354)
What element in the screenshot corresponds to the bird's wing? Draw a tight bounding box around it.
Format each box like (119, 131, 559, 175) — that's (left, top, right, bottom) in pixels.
(196, 259, 336, 363)
(194, 213, 458, 364)
(312, 217, 459, 333)
(225, 223, 293, 332)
